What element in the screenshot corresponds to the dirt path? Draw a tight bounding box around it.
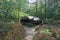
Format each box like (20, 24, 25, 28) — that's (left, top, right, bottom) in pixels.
(24, 26, 38, 40)
(24, 24, 52, 40)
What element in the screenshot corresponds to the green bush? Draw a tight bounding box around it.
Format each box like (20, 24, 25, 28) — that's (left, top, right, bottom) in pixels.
(33, 26, 60, 40)
(43, 18, 54, 24)
(0, 22, 25, 40)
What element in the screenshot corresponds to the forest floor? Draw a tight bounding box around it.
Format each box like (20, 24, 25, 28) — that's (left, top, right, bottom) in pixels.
(24, 24, 55, 40)
(24, 26, 38, 40)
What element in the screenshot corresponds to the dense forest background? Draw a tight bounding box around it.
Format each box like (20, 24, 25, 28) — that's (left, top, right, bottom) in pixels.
(0, 0, 60, 25)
